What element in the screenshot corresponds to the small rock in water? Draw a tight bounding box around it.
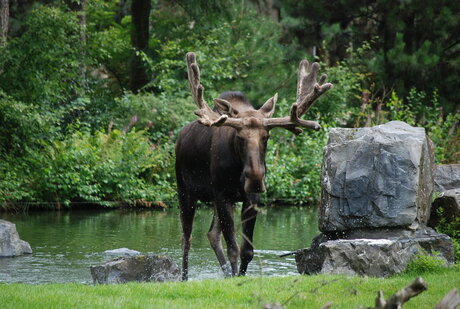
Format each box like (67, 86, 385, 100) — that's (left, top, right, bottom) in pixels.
(104, 248, 141, 256)
(0, 219, 32, 257)
(90, 254, 181, 284)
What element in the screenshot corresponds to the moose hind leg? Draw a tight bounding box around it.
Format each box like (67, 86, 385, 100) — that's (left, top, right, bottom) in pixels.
(239, 199, 258, 276)
(179, 194, 197, 281)
(216, 201, 239, 276)
(207, 209, 232, 277)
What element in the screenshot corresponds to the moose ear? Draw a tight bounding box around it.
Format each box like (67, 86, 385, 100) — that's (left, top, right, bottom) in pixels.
(259, 93, 278, 118)
(214, 98, 239, 117)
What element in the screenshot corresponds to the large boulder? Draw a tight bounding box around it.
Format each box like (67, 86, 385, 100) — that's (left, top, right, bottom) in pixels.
(434, 164, 460, 193)
(90, 254, 180, 284)
(320, 121, 435, 232)
(0, 219, 32, 257)
(295, 228, 454, 277)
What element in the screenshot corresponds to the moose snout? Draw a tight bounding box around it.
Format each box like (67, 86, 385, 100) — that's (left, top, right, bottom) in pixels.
(243, 170, 266, 193)
(244, 178, 266, 193)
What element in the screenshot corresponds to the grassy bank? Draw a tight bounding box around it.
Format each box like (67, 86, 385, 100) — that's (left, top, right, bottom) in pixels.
(1, 269, 459, 309)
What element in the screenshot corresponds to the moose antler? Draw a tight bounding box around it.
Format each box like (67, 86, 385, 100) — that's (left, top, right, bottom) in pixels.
(186, 52, 242, 128)
(264, 60, 333, 134)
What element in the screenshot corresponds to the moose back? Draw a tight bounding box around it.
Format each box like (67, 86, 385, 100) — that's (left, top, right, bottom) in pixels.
(175, 52, 332, 280)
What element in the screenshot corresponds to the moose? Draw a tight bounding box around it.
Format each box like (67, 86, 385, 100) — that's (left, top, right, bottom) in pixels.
(175, 52, 333, 280)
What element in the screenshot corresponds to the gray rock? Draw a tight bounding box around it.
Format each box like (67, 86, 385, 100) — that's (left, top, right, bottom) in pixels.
(90, 254, 180, 284)
(429, 189, 460, 228)
(295, 228, 453, 277)
(0, 219, 32, 257)
(104, 248, 141, 256)
(320, 121, 435, 232)
(434, 164, 460, 193)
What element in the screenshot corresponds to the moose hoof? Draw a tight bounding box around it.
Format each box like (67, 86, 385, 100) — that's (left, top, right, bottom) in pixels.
(221, 263, 233, 277)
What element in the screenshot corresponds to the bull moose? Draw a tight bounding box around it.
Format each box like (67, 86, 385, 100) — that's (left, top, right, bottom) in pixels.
(175, 52, 332, 280)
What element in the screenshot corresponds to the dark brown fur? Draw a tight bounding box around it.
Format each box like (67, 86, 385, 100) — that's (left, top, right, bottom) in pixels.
(176, 92, 273, 280)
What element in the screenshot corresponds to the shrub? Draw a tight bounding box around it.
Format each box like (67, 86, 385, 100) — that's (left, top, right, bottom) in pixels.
(0, 93, 53, 156)
(265, 122, 329, 205)
(28, 127, 176, 208)
(109, 92, 195, 142)
(434, 207, 460, 262)
(405, 251, 448, 274)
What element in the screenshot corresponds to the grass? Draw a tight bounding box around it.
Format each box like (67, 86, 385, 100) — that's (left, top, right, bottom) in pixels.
(1, 268, 459, 309)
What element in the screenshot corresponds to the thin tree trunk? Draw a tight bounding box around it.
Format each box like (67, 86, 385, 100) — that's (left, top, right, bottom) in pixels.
(130, 0, 151, 93)
(75, 0, 87, 83)
(115, 0, 130, 24)
(0, 0, 9, 46)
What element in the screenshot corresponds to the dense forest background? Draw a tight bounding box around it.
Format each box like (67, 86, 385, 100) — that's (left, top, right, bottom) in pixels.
(0, 0, 458, 210)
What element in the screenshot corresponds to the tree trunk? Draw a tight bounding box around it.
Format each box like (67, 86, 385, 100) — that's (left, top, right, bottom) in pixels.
(0, 0, 9, 46)
(130, 0, 151, 93)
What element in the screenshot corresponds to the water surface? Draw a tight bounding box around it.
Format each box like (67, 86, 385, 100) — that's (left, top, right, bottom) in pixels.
(0, 206, 318, 283)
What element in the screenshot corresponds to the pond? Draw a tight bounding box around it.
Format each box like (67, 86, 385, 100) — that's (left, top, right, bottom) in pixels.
(0, 206, 318, 284)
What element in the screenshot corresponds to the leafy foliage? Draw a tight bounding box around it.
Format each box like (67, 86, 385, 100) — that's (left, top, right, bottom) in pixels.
(0, 6, 85, 109)
(2, 127, 176, 210)
(405, 251, 449, 274)
(434, 207, 460, 262)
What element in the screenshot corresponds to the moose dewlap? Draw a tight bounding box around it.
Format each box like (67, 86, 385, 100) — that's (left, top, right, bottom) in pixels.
(320, 121, 435, 232)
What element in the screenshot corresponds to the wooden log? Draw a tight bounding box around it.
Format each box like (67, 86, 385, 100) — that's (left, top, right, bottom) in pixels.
(434, 289, 460, 309)
(374, 277, 427, 308)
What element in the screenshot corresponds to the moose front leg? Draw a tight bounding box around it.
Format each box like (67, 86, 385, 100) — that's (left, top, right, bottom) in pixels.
(215, 200, 239, 276)
(239, 195, 258, 276)
(208, 208, 232, 277)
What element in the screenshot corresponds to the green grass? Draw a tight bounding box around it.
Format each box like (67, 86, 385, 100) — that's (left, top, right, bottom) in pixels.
(1, 269, 459, 308)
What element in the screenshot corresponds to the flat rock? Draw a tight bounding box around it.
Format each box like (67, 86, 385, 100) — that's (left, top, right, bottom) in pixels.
(90, 254, 180, 284)
(104, 248, 141, 256)
(434, 164, 460, 193)
(0, 219, 32, 257)
(320, 121, 435, 232)
(295, 228, 453, 277)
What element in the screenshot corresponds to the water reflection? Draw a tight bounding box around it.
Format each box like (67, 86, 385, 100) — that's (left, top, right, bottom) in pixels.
(0, 206, 318, 284)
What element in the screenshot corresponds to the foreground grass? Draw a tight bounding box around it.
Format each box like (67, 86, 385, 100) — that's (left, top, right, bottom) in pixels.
(1, 269, 459, 309)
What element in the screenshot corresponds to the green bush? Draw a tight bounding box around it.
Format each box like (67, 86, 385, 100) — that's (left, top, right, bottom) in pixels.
(0, 93, 53, 156)
(109, 92, 195, 142)
(434, 207, 460, 262)
(25, 127, 176, 208)
(384, 89, 460, 163)
(405, 251, 448, 274)
(265, 122, 329, 204)
(0, 160, 34, 208)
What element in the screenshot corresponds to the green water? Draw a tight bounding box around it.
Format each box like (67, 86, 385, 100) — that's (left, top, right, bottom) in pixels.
(0, 206, 318, 283)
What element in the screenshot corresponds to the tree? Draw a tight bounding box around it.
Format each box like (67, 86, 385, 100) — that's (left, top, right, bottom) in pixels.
(130, 0, 151, 93)
(0, 0, 8, 45)
(279, 0, 460, 112)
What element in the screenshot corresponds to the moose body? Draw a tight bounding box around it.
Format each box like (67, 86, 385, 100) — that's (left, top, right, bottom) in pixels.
(176, 53, 332, 280)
